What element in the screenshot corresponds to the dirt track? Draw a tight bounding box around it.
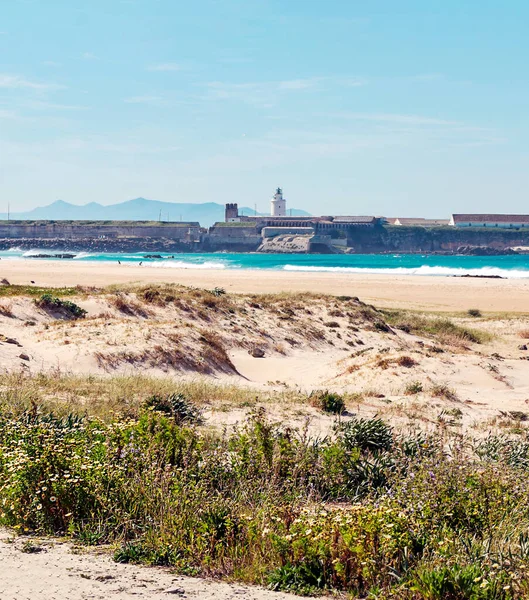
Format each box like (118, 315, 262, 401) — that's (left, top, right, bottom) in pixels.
(0, 531, 303, 600)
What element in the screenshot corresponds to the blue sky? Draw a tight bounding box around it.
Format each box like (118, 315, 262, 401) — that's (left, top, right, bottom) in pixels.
(1, 0, 528, 216)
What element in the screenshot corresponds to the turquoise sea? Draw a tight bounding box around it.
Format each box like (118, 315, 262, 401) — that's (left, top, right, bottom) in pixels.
(2, 248, 529, 278)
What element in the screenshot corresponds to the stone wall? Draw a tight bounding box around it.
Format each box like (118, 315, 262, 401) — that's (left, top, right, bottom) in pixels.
(0, 223, 200, 241)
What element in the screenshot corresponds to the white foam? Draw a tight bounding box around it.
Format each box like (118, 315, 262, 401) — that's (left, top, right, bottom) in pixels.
(283, 264, 529, 279)
(72, 252, 93, 259)
(21, 249, 48, 257)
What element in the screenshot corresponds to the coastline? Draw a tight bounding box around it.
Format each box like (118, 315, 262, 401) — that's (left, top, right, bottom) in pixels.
(2, 258, 529, 312)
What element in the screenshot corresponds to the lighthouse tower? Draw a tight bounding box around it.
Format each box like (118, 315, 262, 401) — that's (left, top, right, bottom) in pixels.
(271, 187, 286, 217)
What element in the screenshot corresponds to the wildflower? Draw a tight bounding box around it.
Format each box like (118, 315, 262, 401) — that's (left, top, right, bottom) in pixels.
(37, 504, 42, 510)
(50, 497, 57, 502)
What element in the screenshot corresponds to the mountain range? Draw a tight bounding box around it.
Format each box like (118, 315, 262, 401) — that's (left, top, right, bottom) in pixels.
(0, 198, 311, 228)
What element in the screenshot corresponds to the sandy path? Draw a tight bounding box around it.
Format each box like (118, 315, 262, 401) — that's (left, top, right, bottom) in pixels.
(0, 532, 303, 600)
(2, 259, 529, 312)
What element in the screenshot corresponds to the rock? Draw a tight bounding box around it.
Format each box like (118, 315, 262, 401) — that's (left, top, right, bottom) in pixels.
(519, 344, 528, 351)
(249, 347, 265, 358)
(457, 245, 518, 256)
(0, 278, 9, 285)
(19, 353, 30, 361)
(459, 274, 505, 279)
(1, 336, 21, 346)
(165, 588, 186, 595)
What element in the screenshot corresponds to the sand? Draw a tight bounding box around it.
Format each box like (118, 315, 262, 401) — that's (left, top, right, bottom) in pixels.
(0, 531, 304, 600)
(2, 259, 529, 312)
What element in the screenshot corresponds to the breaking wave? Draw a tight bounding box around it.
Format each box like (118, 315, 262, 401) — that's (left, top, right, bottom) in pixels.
(72, 252, 93, 259)
(283, 264, 529, 279)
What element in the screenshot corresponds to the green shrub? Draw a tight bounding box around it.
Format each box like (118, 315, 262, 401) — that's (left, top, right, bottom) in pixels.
(268, 560, 327, 595)
(35, 294, 87, 319)
(209, 287, 226, 297)
(467, 308, 482, 318)
(310, 390, 346, 414)
(144, 393, 203, 425)
(405, 380, 424, 395)
(337, 416, 393, 453)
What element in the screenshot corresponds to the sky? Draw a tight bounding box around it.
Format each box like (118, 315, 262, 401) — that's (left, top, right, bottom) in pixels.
(1, 0, 529, 217)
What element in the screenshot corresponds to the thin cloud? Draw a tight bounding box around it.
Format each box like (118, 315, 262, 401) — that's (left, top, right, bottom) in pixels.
(0, 74, 65, 90)
(339, 113, 459, 126)
(24, 100, 89, 111)
(205, 76, 364, 106)
(82, 52, 99, 60)
(124, 95, 166, 106)
(0, 109, 16, 119)
(277, 79, 320, 90)
(148, 63, 182, 72)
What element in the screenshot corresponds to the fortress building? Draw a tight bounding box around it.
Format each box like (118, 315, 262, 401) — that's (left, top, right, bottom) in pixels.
(271, 187, 286, 217)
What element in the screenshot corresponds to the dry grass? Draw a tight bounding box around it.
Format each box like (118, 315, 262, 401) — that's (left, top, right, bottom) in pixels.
(0, 371, 308, 420)
(430, 381, 458, 402)
(382, 309, 491, 346)
(396, 355, 418, 368)
(519, 329, 529, 339)
(0, 300, 14, 317)
(108, 293, 153, 317)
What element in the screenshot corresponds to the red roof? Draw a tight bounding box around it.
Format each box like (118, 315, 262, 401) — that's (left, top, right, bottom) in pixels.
(452, 214, 529, 223)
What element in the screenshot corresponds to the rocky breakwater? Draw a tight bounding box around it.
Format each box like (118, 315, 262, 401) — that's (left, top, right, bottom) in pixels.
(27, 253, 76, 259)
(456, 246, 519, 256)
(0, 237, 201, 253)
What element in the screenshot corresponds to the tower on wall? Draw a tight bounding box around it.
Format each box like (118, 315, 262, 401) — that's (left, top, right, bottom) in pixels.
(271, 187, 286, 217)
(225, 203, 240, 222)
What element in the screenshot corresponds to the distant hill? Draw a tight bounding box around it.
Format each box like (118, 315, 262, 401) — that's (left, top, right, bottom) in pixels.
(0, 198, 311, 228)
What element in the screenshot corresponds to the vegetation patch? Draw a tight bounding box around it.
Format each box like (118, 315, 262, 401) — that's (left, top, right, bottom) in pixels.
(0, 401, 527, 597)
(35, 294, 87, 319)
(0, 285, 83, 298)
(383, 309, 490, 345)
(430, 381, 459, 401)
(404, 380, 424, 395)
(144, 393, 203, 425)
(310, 390, 346, 414)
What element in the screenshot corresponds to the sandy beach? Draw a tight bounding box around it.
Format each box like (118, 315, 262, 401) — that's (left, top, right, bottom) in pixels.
(2, 259, 529, 312)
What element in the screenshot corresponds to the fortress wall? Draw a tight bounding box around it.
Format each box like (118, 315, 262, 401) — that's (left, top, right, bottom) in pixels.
(0, 224, 200, 240)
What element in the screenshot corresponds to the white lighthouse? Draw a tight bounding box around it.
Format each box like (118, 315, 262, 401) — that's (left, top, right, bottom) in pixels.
(271, 187, 286, 217)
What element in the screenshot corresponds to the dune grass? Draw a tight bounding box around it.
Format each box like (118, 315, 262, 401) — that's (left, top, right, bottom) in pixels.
(0, 284, 86, 298)
(0, 371, 310, 420)
(382, 309, 492, 345)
